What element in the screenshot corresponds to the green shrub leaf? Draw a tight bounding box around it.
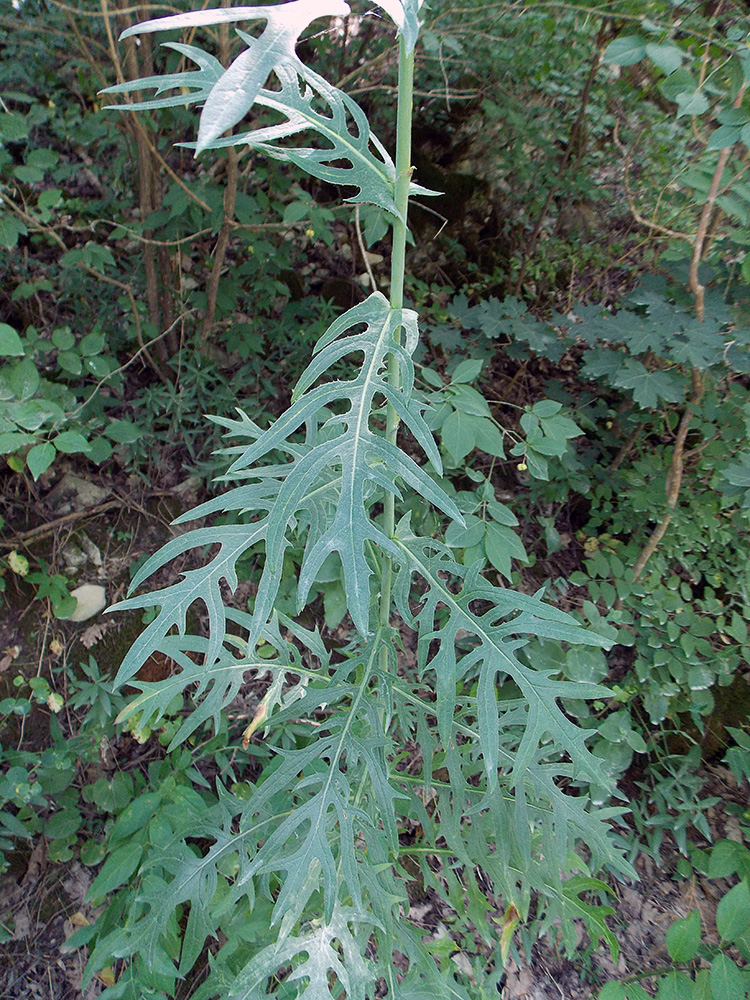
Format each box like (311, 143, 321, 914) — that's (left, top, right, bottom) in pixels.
(88, 841, 144, 899)
(665, 909, 701, 962)
(0, 324, 24, 357)
(604, 36, 646, 66)
(26, 442, 56, 480)
(709, 954, 749, 1000)
(717, 881, 750, 943)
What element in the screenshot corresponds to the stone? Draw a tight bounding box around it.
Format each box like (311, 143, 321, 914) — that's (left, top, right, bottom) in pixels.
(67, 584, 107, 622)
(47, 473, 109, 513)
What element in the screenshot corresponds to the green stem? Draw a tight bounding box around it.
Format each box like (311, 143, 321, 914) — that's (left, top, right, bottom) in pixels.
(379, 37, 415, 642)
(389, 39, 414, 313)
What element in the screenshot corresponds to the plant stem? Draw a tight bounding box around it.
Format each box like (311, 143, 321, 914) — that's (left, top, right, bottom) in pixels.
(630, 368, 703, 582)
(513, 20, 607, 298)
(201, 0, 239, 348)
(630, 84, 744, 581)
(689, 82, 746, 322)
(389, 40, 414, 314)
(380, 37, 415, 639)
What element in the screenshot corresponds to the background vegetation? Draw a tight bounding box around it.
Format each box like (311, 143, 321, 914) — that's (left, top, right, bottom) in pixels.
(2, 0, 750, 997)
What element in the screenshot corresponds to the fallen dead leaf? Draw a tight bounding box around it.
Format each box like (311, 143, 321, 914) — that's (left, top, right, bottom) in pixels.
(80, 621, 111, 648)
(22, 837, 46, 885)
(98, 967, 116, 988)
(0, 645, 21, 673)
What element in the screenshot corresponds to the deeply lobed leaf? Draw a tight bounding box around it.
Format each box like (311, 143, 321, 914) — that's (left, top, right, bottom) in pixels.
(111, 294, 461, 685)
(100, 1, 434, 217)
(392, 518, 634, 882)
(94, 4, 636, 995)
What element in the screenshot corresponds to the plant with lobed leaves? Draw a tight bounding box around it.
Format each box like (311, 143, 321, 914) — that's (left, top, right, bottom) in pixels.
(79, 2, 634, 996)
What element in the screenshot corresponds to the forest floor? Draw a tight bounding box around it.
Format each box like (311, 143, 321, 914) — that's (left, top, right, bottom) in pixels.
(0, 441, 745, 1000)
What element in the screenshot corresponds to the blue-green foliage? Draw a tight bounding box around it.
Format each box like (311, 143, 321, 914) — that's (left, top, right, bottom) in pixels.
(71, 2, 632, 997)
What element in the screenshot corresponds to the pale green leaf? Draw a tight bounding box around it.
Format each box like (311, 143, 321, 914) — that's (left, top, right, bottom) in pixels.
(112, 294, 461, 680)
(445, 514, 484, 549)
(717, 107, 750, 126)
(717, 881, 750, 943)
(676, 89, 710, 118)
(451, 358, 483, 383)
(0, 431, 34, 454)
(656, 971, 700, 1000)
(562, 876, 618, 960)
(110, 523, 267, 687)
(473, 417, 505, 457)
(486, 499, 517, 526)
(484, 520, 527, 581)
(102, 42, 222, 110)
(445, 383, 492, 416)
(105, 1, 413, 217)
(189, 2, 349, 152)
(227, 904, 372, 1000)
(7, 358, 39, 400)
(204, 58, 404, 217)
(0, 324, 24, 357)
(603, 36, 646, 66)
(597, 985, 626, 1000)
(88, 841, 143, 899)
(645, 42, 683, 76)
(104, 419, 141, 444)
(666, 910, 701, 962)
(114, 635, 401, 983)
(0, 112, 29, 142)
(116, 615, 324, 747)
(661, 68, 697, 102)
(53, 431, 91, 454)
(0, 215, 27, 249)
(708, 124, 742, 150)
(532, 399, 562, 418)
(393, 522, 632, 881)
(11, 400, 62, 431)
(442, 409, 476, 461)
(26, 442, 56, 480)
(709, 954, 749, 1000)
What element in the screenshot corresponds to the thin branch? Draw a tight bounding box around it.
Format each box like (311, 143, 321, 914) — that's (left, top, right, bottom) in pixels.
(621, 151, 692, 243)
(631, 370, 704, 582)
(69, 311, 196, 419)
(201, 3, 240, 346)
(354, 205, 377, 294)
(0, 187, 172, 383)
(47, 0, 180, 18)
(690, 82, 747, 321)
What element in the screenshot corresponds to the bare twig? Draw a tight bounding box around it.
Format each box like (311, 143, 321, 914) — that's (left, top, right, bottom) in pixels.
(513, 20, 608, 296)
(631, 369, 704, 582)
(201, 0, 240, 346)
(690, 82, 747, 321)
(621, 152, 691, 242)
(625, 65, 742, 580)
(354, 205, 378, 294)
(0, 501, 123, 549)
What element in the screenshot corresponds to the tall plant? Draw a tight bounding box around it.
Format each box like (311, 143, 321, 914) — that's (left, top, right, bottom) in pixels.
(83, 2, 633, 995)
